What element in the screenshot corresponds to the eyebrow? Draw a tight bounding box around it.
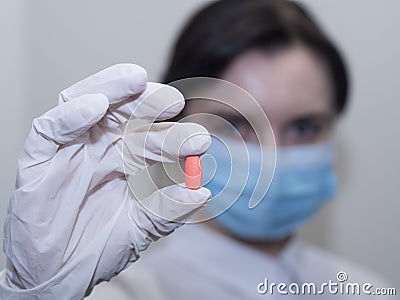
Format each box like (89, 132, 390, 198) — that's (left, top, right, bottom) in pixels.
(289, 113, 334, 123)
(213, 111, 249, 123)
(216, 111, 333, 123)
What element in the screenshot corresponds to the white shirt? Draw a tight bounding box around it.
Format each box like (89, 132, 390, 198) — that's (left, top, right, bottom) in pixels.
(88, 224, 395, 300)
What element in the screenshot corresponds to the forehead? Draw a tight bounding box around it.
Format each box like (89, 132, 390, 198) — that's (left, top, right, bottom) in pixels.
(219, 46, 334, 121)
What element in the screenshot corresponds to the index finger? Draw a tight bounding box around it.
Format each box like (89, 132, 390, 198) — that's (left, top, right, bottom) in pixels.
(59, 63, 148, 105)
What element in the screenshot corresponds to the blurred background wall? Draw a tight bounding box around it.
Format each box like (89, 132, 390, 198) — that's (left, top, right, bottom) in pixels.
(0, 0, 27, 270)
(0, 0, 398, 286)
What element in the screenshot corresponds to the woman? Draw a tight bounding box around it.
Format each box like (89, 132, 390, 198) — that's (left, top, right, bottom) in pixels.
(0, 1, 391, 299)
(88, 0, 390, 299)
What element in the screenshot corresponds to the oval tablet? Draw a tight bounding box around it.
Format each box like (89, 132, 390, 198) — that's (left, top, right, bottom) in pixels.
(185, 156, 202, 190)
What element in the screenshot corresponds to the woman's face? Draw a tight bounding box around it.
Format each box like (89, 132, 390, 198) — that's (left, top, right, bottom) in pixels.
(185, 44, 335, 147)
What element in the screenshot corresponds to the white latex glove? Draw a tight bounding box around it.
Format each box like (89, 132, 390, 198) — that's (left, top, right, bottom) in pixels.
(0, 64, 211, 299)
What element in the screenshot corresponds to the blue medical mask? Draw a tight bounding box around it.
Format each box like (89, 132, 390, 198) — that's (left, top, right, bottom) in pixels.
(204, 138, 337, 241)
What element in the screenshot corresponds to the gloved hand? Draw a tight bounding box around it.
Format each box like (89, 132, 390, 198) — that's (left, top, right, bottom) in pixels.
(0, 64, 211, 299)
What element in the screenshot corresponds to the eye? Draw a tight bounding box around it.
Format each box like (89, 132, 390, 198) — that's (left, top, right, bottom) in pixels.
(210, 113, 257, 142)
(231, 120, 248, 135)
(291, 120, 319, 137)
(283, 118, 328, 145)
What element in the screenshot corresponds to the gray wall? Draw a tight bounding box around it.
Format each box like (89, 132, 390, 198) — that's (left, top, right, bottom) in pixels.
(0, 0, 398, 286)
(0, 0, 27, 269)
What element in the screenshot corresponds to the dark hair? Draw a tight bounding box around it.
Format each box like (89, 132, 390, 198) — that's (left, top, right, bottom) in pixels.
(162, 0, 349, 115)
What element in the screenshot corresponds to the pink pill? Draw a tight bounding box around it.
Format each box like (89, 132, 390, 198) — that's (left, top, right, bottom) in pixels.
(185, 156, 202, 190)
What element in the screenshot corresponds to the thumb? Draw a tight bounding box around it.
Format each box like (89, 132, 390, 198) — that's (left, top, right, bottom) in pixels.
(129, 185, 211, 250)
